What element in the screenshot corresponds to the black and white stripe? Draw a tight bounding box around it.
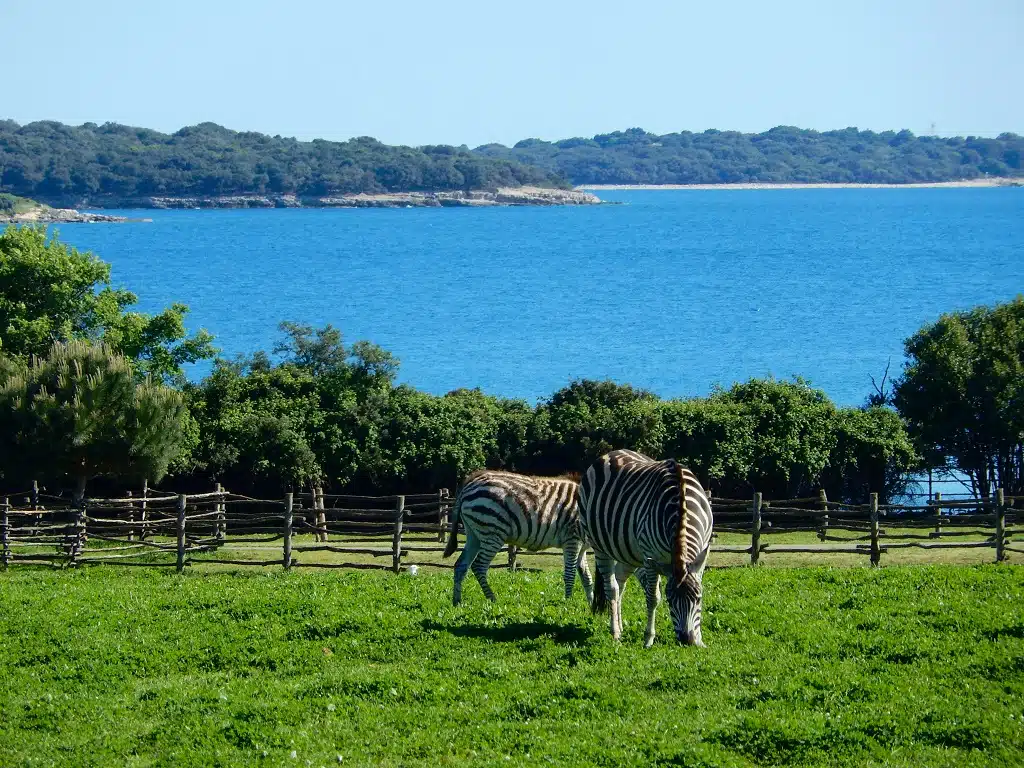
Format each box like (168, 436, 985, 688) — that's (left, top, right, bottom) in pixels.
(442, 469, 593, 606)
(580, 449, 713, 647)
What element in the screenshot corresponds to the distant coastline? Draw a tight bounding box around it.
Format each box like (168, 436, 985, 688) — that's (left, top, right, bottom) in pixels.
(577, 178, 1022, 191)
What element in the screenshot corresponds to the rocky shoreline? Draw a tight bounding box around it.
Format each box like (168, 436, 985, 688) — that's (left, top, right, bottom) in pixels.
(144, 186, 601, 208)
(0, 207, 140, 224)
(31, 186, 602, 211)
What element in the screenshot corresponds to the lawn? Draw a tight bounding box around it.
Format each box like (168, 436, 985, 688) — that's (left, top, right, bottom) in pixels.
(1, 565, 1022, 767)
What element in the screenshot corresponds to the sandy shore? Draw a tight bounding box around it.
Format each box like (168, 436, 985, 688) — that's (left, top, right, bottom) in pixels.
(576, 178, 1021, 191)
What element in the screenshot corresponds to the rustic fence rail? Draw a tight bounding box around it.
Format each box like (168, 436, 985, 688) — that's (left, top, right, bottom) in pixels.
(0, 485, 1020, 573)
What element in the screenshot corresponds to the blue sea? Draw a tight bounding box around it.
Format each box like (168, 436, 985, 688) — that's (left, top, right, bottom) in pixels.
(57, 188, 1023, 407)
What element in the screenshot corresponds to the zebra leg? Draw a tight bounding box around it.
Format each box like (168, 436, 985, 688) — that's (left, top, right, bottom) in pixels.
(452, 532, 482, 606)
(613, 564, 635, 636)
(637, 567, 662, 648)
(470, 539, 504, 602)
(595, 553, 622, 640)
(577, 548, 595, 604)
(562, 539, 584, 600)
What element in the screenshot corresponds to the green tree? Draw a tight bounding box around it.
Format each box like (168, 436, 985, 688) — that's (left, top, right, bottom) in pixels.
(710, 378, 838, 498)
(186, 323, 400, 493)
(533, 379, 665, 473)
(893, 297, 1024, 497)
(0, 341, 190, 498)
(0, 226, 215, 382)
(822, 407, 920, 503)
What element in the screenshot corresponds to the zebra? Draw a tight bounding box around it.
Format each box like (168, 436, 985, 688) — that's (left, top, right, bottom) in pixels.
(442, 469, 594, 606)
(580, 449, 713, 647)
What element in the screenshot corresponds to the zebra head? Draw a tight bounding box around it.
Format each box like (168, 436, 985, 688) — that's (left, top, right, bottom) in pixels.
(669, 463, 709, 646)
(666, 548, 708, 646)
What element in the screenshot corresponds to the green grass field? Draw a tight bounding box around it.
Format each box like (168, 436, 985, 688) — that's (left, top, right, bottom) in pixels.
(1, 565, 1022, 767)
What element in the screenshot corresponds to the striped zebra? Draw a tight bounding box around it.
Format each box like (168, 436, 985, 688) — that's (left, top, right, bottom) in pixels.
(442, 469, 594, 606)
(580, 449, 713, 647)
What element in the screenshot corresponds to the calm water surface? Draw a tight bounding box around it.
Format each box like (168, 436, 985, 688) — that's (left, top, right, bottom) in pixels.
(60, 189, 1023, 406)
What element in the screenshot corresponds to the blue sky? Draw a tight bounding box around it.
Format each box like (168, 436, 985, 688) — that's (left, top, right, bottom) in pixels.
(4, 0, 1021, 147)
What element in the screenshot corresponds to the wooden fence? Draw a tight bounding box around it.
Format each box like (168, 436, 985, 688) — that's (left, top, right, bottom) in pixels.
(1, 484, 1021, 572)
(711, 489, 1022, 565)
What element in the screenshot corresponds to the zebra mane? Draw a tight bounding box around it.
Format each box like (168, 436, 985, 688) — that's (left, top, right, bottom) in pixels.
(460, 468, 581, 484)
(672, 460, 689, 586)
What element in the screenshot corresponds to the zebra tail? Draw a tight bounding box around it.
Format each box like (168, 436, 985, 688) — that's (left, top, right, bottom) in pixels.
(442, 492, 462, 558)
(591, 559, 609, 614)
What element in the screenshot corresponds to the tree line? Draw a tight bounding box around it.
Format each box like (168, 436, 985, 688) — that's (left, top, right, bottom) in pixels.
(3, 121, 1022, 208)
(476, 126, 1024, 185)
(0, 120, 566, 206)
(1, 227, 1021, 501)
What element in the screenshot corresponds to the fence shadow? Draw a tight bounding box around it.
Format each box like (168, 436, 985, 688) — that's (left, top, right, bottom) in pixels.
(421, 618, 592, 645)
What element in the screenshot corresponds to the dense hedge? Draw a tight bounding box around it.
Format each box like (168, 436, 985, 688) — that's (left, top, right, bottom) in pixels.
(174, 329, 919, 503)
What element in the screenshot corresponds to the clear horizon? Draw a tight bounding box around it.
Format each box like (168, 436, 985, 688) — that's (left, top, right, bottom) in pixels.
(4, 0, 1022, 147)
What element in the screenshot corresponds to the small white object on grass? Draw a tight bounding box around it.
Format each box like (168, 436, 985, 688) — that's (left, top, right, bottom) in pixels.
(408, 564, 419, 576)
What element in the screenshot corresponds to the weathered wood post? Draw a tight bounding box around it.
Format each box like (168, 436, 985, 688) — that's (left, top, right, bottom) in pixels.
(931, 491, 942, 538)
(751, 492, 762, 566)
(31, 480, 39, 511)
(508, 545, 519, 572)
(316, 486, 327, 543)
(140, 479, 149, 541)
(869, 492, 881, 567)
(215, 482, 226, 544)
(283, 493, 294, 570)
(176, 494, 187, 573)
(437, 488, 449, 543)
(996, 488, 1006, 563)
(67, 497, 86, 567)
(817, 489, 829, 541)
(2, 496, 10, 570)
(126, 490, 135, 542)
(392, 495, 405, 574)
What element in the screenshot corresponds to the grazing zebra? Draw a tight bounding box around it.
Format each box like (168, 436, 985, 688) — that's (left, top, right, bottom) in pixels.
(580, 449, 713, 647)
(442, 469, 594, 606)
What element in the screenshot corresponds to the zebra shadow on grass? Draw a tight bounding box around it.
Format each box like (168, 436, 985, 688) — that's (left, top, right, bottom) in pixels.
(420, 618, 592, 646)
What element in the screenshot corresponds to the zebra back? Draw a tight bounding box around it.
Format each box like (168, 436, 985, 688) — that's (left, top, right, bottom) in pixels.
(447, 469, 583, 553)
(581, 449, 713, 579)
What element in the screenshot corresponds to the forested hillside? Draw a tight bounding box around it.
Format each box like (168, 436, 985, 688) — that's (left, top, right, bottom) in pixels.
(4, 121, 1022, 204)
(475, 126, 1024, 185)
(0, 120, 566, 204)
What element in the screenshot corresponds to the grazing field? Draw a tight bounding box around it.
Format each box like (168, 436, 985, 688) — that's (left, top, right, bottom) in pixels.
(1, 566, 1022, 767)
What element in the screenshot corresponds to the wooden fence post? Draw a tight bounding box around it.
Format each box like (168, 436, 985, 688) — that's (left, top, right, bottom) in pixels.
(31, 480, 40, 527)
(751, 492, 762, 566)
(996, 488, 1006, 563)
(140, 479, 149, 541)
(437, 488, 449, 543)
(392, 496, 405, 574)
(127, 490, 135, 542)
(67, 498, 86, 567)
(870, 492, 880, 566)
(176, 494, 187, 573)
(215, 483, 226, 544)
(508, 545, 519, 572)
(931, 491, 942, 538)
(817, 489, 829, 541)
(284, 493, 294, 570)
(316, 486, 327, 543)
(1, 497, 10, 570)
